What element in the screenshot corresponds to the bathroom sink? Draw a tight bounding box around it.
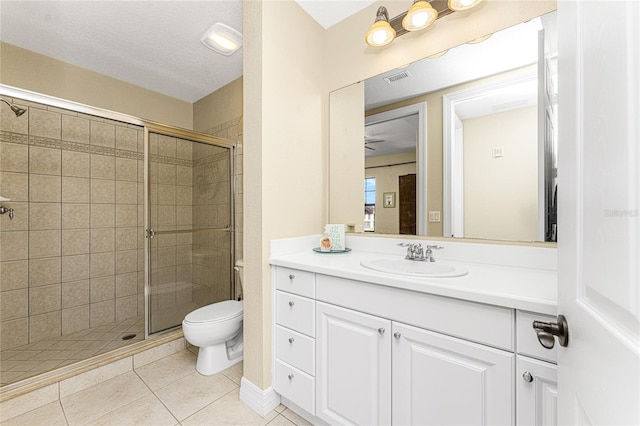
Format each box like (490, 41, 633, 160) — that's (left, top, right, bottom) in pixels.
(360, 258, 468, 278)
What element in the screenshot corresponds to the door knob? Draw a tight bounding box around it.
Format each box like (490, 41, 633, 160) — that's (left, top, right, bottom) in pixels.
(288, 337, 295, 344)
(289, 301, 295, 307)
(289, 274, 295, 280)
(522, 371, 534, 383)
(393, 332, 402, 339)
(532, 314, 569, 349)
(378, 327, 385, 335)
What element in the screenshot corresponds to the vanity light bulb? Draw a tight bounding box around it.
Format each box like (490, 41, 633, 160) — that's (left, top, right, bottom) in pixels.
(402, 0, 438, 32)
(448, 0, 484, 12)
(365, 20, 396, 47)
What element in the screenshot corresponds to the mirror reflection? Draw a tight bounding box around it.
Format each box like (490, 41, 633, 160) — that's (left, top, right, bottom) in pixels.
(333, 10, 558, 243)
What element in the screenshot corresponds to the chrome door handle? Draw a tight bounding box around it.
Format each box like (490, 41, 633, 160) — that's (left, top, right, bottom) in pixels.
(522, 371, 534, 383)
(288, 301, 295, 307)
(288, 337, 295, 344)
(288, 374, 294, 380)
(289, 274, 295, 280)
(393, 332, 402, 339)
(378, 327, 385, 335)
(532, 314, 569, 349)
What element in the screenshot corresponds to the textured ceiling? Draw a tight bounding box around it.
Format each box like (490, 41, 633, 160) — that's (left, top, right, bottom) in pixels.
(0, 1, 367, 103)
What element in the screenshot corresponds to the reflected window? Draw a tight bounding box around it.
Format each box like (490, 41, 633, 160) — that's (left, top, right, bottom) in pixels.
(364, 177, 376, 232)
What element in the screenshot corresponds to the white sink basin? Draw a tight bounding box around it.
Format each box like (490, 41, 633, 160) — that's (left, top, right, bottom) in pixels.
(360, 258, 468, 278)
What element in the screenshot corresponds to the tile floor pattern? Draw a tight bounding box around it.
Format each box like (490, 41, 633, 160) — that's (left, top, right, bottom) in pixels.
(1, 316, 144, 386)
(1, 353, 311, 426)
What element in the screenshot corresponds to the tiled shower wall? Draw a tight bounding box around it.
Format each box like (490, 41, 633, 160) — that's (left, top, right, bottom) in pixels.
(0, 97, 145, 351)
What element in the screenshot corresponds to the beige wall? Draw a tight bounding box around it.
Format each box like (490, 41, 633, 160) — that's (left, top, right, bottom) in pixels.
(193, 77, 243, 132)
(0, 42, 192, 129)
(243, 0, 326, 389)
(463, 106, 538, 241)
(365, 152, 416, 234)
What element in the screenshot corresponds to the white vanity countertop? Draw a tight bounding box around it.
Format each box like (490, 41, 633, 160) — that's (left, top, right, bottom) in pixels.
(269, 236, 558, 316)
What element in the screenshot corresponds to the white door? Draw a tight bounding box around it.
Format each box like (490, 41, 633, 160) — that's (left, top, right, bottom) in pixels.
(557, 0, 639, 424)
(315, 302, 391, 425)
(392, 322, 513, 425)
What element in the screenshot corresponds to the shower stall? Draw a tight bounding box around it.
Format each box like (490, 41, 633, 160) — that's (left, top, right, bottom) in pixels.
(0, 91, 236, 387)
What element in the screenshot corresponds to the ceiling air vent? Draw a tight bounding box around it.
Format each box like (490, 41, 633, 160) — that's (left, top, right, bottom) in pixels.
(383, 70, 412, 84)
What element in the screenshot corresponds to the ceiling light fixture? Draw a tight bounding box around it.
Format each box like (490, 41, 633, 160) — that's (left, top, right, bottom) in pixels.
(365, 7, 396, 47)
(365, 0, 483, 47)
(201, 23, 242, 56)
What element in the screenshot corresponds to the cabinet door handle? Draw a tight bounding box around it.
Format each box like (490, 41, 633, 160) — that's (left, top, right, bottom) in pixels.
(522, 371, 534, 383)
(378, 327, 385, 335)
(288, 374, 294, 380)
(289, 301, 295, 307)
(288, 337, 295, 344)
(393, 332, 402, 339)
(289, 274, 295, 280)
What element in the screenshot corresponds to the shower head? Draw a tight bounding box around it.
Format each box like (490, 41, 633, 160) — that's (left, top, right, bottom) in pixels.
(0, 98, 27, 117)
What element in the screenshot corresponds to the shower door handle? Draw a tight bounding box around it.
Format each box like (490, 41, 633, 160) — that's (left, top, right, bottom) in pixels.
(145, 229, 156, 239)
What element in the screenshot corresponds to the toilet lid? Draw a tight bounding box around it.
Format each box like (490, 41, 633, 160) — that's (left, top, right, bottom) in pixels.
(184, 300, 243, 324)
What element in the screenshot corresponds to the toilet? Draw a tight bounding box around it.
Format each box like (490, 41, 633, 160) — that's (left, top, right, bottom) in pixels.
(182, 262, 244, 375)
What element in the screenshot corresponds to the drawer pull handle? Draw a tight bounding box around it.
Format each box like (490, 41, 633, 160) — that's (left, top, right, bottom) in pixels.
(289, 301, 295, 307)
(288, 374, 294, 380)
(378, 327, 385, 335)
(288, 337, 295, 344)
(289, 274, 295, 280)
(393, 332, 401, 339)
(522, 371, 534, 383)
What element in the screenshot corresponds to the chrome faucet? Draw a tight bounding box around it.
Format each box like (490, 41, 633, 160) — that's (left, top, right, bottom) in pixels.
(398, 243, 444, 262)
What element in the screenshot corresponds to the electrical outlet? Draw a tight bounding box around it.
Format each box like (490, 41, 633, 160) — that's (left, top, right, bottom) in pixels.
(428, 211, 441, 222)
(492, 147, 504, 158)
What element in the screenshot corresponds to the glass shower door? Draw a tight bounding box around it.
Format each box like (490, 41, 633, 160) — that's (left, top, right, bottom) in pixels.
(145, 126, 234, 334)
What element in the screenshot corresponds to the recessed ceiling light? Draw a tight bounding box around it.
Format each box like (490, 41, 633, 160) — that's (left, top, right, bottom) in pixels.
(201, 23, 242, 56)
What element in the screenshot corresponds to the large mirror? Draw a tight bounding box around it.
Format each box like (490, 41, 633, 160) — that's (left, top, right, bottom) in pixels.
(330, 10, 558, 243)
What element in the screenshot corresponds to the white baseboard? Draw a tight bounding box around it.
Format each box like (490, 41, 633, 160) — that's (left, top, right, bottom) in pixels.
(239, 377, 281, 417)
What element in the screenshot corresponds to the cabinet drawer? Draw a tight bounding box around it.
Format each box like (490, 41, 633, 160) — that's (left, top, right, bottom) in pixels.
(517, 311, 558, 363)
(276, 267, 315, 298)
(274, 360, 315, 415)
(276, 325, 315, 375)
(276, 291, 315, 337)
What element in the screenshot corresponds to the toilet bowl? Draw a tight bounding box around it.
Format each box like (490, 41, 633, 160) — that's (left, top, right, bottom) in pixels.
(182, 299, 243, 375)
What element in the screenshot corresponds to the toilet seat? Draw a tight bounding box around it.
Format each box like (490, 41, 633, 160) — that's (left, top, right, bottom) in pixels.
(184, 300, 243, 324)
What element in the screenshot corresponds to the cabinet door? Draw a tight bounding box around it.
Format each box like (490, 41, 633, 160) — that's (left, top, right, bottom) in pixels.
(516, 355, 558, 426)
(316, 301, 391, 425)
(393, 322, 514, 425)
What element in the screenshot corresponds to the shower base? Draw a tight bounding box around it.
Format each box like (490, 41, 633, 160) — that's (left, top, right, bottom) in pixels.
(0, 316, 144, 387)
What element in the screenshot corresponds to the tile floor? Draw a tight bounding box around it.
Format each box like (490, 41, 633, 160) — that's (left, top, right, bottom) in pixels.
(1, 350, 310, 426)
(0, 316, 145, 386)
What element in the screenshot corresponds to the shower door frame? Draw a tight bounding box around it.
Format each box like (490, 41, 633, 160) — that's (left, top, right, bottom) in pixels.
(143, 123, 236, 338)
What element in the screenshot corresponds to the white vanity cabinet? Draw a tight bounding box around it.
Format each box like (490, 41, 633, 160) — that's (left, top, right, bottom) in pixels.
(271, 265, 557, 425)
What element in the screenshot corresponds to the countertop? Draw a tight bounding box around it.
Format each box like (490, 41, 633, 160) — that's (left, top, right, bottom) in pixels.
(269, 249, 557, 315)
